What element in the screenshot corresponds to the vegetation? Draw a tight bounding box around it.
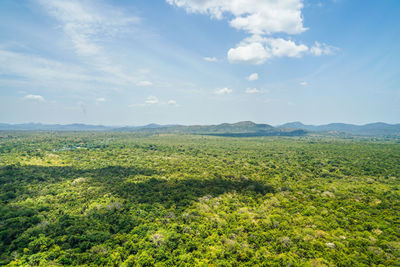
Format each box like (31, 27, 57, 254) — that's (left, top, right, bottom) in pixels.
(279, 122, 400, 136)
(2, 121, 400, 136)
(105, 121, 307, 136)
(0, 132, 399, 266)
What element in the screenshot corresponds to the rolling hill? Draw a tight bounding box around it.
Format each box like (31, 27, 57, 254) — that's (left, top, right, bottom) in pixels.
(279, 122, 400, 136)
(0, 121, 306, 137)
(115, 121, 307, 137)
(2, 121, 399, 136)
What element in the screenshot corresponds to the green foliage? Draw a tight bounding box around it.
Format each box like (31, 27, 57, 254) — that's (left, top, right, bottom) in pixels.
(0, 132, 399, 265)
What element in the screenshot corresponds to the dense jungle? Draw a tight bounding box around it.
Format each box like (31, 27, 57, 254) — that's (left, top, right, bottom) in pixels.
(0, 132, 399, 266)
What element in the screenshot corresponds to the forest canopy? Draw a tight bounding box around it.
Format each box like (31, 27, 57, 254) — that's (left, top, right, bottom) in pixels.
(0, 132, 399, 266)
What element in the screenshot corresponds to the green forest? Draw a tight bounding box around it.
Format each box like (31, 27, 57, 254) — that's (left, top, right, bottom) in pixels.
(0, 132, 399, 266)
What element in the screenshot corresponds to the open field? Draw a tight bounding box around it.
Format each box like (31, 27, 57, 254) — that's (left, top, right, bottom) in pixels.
(1, 133, 399, 266)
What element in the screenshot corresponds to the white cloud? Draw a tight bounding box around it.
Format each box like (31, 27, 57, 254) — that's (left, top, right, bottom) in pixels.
(136, 80, 153, 86)
(245, 88, 260, 94)
(0, 48, 133, 91)
(167, 0, 306, 35)
(167, 0, 336, 64)
(269, 38, 309, 57)
(145, 95, 159, 105)
(203, 56, 217, 62)
(96, 97, 106, 103)
(39, 0, 139, 56)
(247, 73, 259, 81)
(214, 87, 232, 95)
(37, 0, 143, 86)
(0, 49, 88, 82)
(228, 41, 270, 64)
(300, 81, 308, 86)
(24, 94, 45, 102)
(310, 42, 337, 56)
(228, 36, 308, 64)
(130, 96, 178, 107)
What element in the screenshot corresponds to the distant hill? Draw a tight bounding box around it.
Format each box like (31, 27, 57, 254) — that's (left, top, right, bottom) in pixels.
(2, 121, 398, 136)
(0, 121, 307, 137)
(279, 122, 400, 136)
(115, 121, 306, 137)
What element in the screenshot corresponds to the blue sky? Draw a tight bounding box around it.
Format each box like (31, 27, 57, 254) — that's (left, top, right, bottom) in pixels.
(0, 0, 399, 126)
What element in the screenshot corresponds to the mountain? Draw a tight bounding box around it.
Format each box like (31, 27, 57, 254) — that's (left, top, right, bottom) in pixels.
(0, 121, 307, 137)
(115, 121, 306, 137)
(279, 122, 400, 136)
(3, 121, 398, 136)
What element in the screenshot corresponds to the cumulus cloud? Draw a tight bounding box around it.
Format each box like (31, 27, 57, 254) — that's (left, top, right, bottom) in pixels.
(130, 96, 178, 107)
(24, 94, 45, 102)
(247, 73, 259, 81)
(300, 81, 308, 86)
(96, 97, 106, 104)
(214, 87, 232, 95)
(167, 100, 177, 105)
(228, 36, 308, 64)
(310, 42, 338, 56)
(228, 41, 269, 64)
(145, 95, 159, 105)
(245, 88, 260, 94)
(167, 0, 306, 35)
(203, 56, 217, 62)
(136, 80, 153, 86)
(167, 0, 336, 64)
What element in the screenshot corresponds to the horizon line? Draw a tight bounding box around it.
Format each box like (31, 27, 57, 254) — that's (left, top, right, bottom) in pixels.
(1, 121, 399, 128)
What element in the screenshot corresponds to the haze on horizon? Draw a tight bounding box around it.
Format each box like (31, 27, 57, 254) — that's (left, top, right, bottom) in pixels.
(0, 0, 399, 126)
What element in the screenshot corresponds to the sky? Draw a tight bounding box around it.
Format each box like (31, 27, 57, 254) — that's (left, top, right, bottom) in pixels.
(0, 0, 399, 126)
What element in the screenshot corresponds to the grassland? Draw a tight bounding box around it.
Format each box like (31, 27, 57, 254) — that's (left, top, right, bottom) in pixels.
(0, 132, 399, 266)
